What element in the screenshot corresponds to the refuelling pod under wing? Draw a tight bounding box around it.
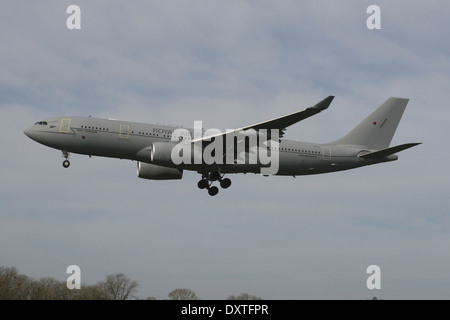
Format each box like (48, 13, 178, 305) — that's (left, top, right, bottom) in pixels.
(137, 162, 183, 180)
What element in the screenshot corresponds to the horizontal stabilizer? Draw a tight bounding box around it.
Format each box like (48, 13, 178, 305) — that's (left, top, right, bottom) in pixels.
(359, 143, 421, 160)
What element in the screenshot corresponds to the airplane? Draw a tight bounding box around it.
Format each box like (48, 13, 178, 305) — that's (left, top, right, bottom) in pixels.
(24, 96, 421, 196)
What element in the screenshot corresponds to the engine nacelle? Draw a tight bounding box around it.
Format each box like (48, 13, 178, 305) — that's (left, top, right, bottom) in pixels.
(137, 162, 183, 180)
(136, 141, 202, 167)
(150, 141, 179, 166)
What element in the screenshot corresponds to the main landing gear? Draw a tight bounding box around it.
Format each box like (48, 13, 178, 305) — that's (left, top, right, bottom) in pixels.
(62, 151, 70, 168)
(197, 171, 232, 196)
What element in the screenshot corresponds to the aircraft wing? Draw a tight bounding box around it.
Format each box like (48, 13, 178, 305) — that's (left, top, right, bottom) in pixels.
(192, 95, 334, 142)
(237, 95, 334, 134)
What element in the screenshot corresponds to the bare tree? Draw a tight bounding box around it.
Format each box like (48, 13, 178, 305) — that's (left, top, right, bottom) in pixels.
(29, 277, 66, 300)
(0, 266, 142, 300)
(74, 284, 110, 300)
(168, 288, 199, 300)
(0, 266, 33, 299)
(97, 273, 139, 300)
(227, 293, 263, 300)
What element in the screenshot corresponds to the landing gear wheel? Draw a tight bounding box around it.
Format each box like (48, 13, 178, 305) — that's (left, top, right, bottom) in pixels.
(197, 171, 231, 195)
(208, 186, 219, 196)
(62, 151, 70, 168)
(220, 178, 231, 189)
(197, 179, 209, 189)
(63, 160, 70, 168)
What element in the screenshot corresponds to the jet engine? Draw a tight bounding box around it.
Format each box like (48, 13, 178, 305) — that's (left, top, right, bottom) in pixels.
(137, 162, 183, 180)
(150, 141, 178, 166)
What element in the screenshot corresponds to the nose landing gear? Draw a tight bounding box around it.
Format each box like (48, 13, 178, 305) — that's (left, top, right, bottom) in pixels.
(197, 171, 232, 196)
(62, 151, 70, 168)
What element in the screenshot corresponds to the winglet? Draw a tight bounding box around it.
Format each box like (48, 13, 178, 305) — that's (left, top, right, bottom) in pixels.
(311, 96, 334, 111)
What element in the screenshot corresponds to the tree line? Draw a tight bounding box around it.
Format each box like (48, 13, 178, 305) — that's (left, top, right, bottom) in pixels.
(0, 266, 262, 300)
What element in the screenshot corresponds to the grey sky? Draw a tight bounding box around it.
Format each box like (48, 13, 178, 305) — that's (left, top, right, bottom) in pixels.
(1, 1, 449, 299)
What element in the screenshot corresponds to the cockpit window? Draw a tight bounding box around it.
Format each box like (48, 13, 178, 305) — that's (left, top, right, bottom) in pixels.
(34, 121, 48, 126)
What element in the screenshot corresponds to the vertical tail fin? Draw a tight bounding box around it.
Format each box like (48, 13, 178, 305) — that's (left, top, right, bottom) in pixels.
(330, 97, 409, 149)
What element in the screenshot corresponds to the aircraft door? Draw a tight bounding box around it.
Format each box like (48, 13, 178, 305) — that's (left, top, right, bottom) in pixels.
(60, 119, 71, 133)
(322, 146, 331, 160)
(120, 124, 130, 139)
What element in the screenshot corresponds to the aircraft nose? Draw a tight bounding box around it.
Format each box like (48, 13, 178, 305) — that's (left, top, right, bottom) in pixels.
(24, 126, 35, 139)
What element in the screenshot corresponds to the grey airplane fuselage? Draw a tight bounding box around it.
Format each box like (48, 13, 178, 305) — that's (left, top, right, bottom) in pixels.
(24, 116, 393, 176)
